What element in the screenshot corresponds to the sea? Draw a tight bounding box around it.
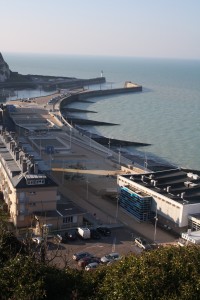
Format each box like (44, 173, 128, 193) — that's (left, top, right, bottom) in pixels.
(2, 52, 200, 170)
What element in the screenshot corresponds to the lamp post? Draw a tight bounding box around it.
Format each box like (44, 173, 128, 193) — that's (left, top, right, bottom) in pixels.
(108, 138, 111, 151)
(39, 138, 42, 157)
(118, 147, 121, 167)
(115, 195, 119, 222)
(144, 151, 148, 170)
(154, 207, 158, 243)
(86, 177, 89, 200)
(49, 154, 52, 171)
(69, 128, 72, 149)
(89, 131, 92, 148)
(62, 160, 65, 186)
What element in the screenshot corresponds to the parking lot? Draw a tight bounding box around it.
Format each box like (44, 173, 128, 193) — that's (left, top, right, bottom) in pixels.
(45, 226, 143, 269)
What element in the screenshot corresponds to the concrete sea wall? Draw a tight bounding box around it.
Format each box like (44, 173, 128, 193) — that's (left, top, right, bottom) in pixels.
(60, 84, 142, 108)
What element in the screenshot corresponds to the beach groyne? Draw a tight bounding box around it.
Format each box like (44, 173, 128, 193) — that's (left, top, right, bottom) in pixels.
(59, 83, 150, 148)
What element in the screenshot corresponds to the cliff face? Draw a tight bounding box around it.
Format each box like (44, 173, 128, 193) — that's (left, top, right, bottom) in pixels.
(0, 53, 10, 82)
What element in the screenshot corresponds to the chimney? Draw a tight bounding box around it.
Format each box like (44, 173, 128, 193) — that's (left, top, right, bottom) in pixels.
(15, 150, 19, 161)
(22, 159, 27, 172)
(34, 163, 38, 174)
(4, 134, 10, 143)
(27, 162, 31, 174)
(20, 154, 24, 165)
(7, 134, 12, 143)
(29, 155, 34, 164)
(10, 141, 14, 151)
(10, 131, 15, 138)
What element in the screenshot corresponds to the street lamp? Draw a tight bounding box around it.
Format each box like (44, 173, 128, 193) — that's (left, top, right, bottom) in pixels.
(86, 177, 89, 200)
(118, 147, 121, 167)
(154, 207, 158, 243)
(69, 128, 72, 149)
(49, 155, 51, 175)
(144, 151, 148, 170)
(62, 160, 65, 186)
(39, 138, 42, 157)
(115, 195, 119, 222)
(89, 131, 92, 147)
(108, 138, 111, 151)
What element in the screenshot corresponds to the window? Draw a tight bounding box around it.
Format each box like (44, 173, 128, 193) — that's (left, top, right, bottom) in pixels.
(29, 192, 36, 195)
(36, 180, 45, 185)
(27, 180, 35, 185)
(26, 179, 45, 185)
(63, 216, 73, 224)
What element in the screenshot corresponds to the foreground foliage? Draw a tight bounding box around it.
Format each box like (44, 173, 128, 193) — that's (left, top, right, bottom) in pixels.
(0, 223, 200, 300)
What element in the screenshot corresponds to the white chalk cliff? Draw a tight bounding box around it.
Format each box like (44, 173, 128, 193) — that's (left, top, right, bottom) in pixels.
(0, 53, 10, 82)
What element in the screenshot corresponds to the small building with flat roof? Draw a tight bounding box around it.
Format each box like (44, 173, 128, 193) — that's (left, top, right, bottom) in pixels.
(181, 229, 200, 244)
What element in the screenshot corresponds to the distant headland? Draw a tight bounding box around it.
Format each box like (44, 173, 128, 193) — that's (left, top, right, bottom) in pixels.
(0, 52, 105, 99)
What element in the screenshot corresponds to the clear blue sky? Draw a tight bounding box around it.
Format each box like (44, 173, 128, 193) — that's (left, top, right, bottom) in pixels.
(1, 0, 200, 59)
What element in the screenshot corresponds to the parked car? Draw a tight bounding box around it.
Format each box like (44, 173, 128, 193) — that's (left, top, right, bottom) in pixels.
(100, 252, 120, 264)
(134, 237, 151, 250)
(72, 252, 93, 261)
(78, 257, 100, 268)
(85, 262, 99, 271)
(90, 228, 101, 239)
(96, 227, 111, 236)
(32, 237, 44, 245)
(65, 229, 77, 241)
(77, 227, 91, 239)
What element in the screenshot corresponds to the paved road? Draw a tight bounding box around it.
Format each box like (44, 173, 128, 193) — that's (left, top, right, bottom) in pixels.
(57, 179, 176, 245)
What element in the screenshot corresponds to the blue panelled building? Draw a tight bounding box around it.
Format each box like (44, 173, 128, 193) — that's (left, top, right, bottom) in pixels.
(119, 186, 153, 222)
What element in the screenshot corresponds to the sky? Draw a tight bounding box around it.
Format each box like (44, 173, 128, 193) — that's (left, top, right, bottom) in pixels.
(1, 0, 200, 59)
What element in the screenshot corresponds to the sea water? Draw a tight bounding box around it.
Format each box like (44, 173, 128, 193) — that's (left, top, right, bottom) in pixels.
(3, 52, 200, 170)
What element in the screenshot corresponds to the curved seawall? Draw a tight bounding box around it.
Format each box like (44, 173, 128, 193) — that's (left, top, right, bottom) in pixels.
(60, 84, 142, 108)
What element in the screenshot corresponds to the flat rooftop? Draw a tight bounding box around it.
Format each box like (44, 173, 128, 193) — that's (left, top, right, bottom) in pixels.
(120, 168, 200, 204)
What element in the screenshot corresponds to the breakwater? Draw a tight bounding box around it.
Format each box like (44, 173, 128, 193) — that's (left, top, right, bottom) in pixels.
(78, 85, 142, 99)
(60, 84, 142, 108)
(0, 76, 106, 90)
